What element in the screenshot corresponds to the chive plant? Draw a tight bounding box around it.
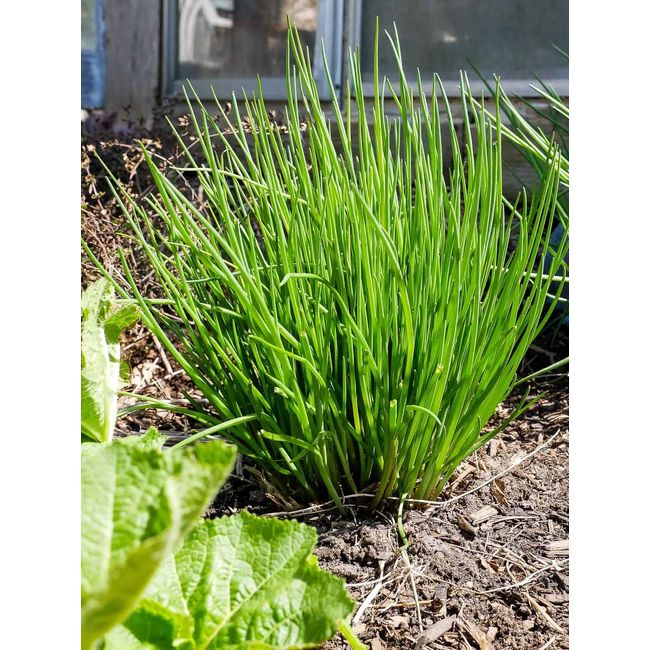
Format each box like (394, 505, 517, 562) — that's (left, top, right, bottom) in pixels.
(472, 70, 569, 228)
(87, 24, 567, 508)
(470, 66, 569, 324)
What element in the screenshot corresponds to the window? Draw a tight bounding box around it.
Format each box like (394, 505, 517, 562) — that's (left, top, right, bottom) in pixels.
(164, 0, 343, 100)
(353, 0, 568, 95)
(164, 0, 568, 100)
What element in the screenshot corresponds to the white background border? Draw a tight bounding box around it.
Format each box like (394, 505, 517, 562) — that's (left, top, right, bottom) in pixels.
(1, 1, 648, 647)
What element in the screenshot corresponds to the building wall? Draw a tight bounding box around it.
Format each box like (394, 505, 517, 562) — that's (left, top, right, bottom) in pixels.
(103, 0, 162, 121)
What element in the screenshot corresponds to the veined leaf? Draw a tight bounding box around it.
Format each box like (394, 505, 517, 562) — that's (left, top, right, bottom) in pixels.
(81, 278, 139, 443)
(81, 431, 237, 650)
(109, 511, 357, 649)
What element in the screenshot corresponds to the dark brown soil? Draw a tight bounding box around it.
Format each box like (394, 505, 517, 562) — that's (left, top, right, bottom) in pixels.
(90, 120, 569, 650)
(115, 321, 568, 650)
(315, 382, 569, 650)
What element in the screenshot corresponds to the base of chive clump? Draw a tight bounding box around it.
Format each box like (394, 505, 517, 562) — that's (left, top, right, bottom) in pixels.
(88, 22, 567, 508)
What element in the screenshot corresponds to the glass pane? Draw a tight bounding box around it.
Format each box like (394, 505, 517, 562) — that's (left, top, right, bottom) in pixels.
(177, 0, 319, 79)
(81, 0, 97, 51)
(360, 0, 569, 82)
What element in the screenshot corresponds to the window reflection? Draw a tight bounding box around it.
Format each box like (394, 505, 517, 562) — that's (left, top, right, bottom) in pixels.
(178, 0, 318, 79)
(360, 0, 569, 81)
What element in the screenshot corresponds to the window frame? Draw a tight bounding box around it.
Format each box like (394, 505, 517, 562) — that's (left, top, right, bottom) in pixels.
(162, 0, 344, 101)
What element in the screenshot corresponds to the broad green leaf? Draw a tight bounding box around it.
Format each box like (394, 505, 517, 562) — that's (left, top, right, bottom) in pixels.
(120, 427, 166, 450)
(102, 624, 159, 649)
(81, 278, 139, 443)
(104, 602, 193, 650)
(81, 435, 237, 650)
(116, 512, 356, 649)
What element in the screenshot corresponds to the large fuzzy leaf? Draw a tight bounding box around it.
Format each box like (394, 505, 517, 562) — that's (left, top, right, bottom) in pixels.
(81, 278, 139, 443)
(81, 431, 237, 650)
(107, 511, 356, 649)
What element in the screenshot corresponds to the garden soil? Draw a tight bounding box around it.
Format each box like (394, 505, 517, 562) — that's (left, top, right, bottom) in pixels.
(86, 120, 569, 649)
(116, 325, 569, 650)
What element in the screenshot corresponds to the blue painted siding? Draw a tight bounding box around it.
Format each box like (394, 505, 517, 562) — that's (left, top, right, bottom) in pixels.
(81, 0, 106, 108)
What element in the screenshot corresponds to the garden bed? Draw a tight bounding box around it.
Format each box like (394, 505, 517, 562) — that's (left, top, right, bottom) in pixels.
(116, 324, 569, 650)
(84, 85, 569, 648)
